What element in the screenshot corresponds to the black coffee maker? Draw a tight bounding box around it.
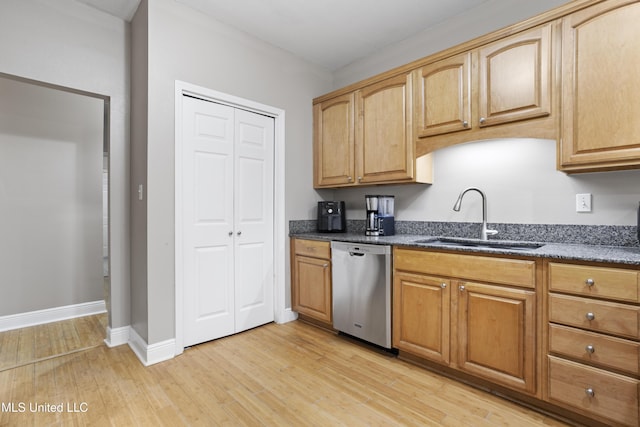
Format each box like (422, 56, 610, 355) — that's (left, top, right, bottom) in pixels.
(317, 201, 346, 232)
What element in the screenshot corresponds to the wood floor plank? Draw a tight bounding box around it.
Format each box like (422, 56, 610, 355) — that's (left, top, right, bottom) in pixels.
(0, 320, 572, 426)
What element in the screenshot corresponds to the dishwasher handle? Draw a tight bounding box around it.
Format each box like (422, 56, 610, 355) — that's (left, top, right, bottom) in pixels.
(348, 251, 365, 257)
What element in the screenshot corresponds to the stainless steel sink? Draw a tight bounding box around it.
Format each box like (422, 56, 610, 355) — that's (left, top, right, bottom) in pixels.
(413, 237, 544, 251)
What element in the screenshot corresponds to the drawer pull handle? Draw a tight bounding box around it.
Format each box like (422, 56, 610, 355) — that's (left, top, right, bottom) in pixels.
(585, 344, 595, 354)
(585, 388, 595, 398)
(585, 312, 595, 321)
(585, 278, 595, 287)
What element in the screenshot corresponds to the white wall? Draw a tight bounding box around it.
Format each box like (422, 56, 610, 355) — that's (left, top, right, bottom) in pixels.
(0, 77, 104, 316)
(135, 0, 332, 344)
(0, 0, 130, 328)
(328, 0, 640, 227)
(336, 139, 640, 226)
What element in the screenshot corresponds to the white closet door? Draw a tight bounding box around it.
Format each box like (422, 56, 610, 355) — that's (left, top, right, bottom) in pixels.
(181, 96, 275, 347)
(182, 96, 235, 346)
(234, 109, 274, 331)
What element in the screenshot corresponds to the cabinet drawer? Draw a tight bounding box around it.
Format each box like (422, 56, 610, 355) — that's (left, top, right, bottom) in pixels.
(394, 248, 535, 288)
(294, 239, 330, 259)
(549, 262, 639, 302)
(549, 324, 640, 375)
(549, 293, 640, 339)
(548, 356, 639, 427)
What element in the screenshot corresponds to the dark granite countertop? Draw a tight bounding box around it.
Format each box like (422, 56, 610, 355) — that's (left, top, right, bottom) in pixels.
(290, 231, 640, 266)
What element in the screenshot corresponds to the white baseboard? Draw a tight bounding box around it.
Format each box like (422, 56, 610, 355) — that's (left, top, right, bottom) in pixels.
(0, 300, 107, 332)
(275, 308, 298, 324)
(104, 325, 130, 348)
(128, 327, 176, 366)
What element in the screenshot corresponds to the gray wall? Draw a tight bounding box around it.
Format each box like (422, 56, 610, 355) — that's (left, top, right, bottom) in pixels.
(0, 77, 103, 316)
(131, 0, 149, 342)
(0, 0, 130, 328)
(132, 0, 332, 344)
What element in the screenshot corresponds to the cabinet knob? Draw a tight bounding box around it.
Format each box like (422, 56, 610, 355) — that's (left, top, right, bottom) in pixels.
(358, 176, 362, 182)
(585, 344, 595, 354)
(585, 312, 595, 321)
(585, 388, 595, 398)
(462, 121, 469, 128)
(348, 176, 353, 182)
(585, 278, 595, 287)
(441, 283, 447, 289)
(479, 117, 486, 125)
(459, 285, 465, 291)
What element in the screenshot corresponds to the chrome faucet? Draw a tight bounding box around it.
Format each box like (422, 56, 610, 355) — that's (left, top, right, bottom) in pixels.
(453, 187, 498, 240)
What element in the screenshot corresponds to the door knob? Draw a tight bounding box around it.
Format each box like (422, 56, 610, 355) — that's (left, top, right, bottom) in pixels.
(237, 231, 242, 236)
(228, 231, 233, 236)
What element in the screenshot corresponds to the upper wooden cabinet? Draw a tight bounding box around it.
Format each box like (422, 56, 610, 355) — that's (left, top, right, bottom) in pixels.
(358, 74, 417, 185)
(414, 23, 556, 150)
(314, 73, 432, 188)
(414, 52, 471, 137)
(559, 0, 640, 172)
(313, 93, 355, 187)
(477, 24, 552, 127)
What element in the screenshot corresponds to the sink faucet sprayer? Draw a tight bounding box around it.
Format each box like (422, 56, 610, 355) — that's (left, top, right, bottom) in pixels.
(453, 187, 498, 241)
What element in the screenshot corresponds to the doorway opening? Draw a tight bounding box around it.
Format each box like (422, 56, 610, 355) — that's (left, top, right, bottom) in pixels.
(0, 73, 109, 370)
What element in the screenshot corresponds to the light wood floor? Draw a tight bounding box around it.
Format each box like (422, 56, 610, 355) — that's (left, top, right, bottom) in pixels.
(0, 320, 570, 426)
(0, 313, 107, 372)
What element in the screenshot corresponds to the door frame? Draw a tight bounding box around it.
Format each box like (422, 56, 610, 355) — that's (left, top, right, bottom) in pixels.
(174, 80, 291, 355)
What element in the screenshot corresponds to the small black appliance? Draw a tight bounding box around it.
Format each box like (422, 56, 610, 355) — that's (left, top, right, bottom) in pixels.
(317, 201, 346, 233)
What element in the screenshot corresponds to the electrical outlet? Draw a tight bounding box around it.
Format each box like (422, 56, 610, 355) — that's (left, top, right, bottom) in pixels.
(576, 193, 592, 213)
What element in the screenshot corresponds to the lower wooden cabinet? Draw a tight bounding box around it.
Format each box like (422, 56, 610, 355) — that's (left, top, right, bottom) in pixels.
(393, 248, 537, 395)
(393, 272, 451, 365)
(546, 260, 640, 426)
(457, 281, 536, 394)
(548, 356, 639, 426)
(291, 239, 332, 324)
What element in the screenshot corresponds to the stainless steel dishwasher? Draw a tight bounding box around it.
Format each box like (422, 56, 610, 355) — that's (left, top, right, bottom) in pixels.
(331, 241, 392, 349)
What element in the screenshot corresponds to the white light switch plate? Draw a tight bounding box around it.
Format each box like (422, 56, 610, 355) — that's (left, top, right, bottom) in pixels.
(576, 193, 592, 212)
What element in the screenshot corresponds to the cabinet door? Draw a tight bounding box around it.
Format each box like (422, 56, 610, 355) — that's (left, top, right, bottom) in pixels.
(478, 24, 552, 128)
(456, 281, 536, 394)
(356, 73, 414, 184)
(414, 52, 471, 137)
(292, 255, 332, 323)
(560, 0, 640, 170)
(313, 93, 355, 187)
(393, 272, 451, 364)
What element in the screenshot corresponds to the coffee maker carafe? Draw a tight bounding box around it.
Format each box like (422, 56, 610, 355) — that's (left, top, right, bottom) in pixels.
(365, 195, 395, 236)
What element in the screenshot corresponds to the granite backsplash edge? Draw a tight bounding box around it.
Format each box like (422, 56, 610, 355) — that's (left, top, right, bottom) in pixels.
(289, 220, 640, 247)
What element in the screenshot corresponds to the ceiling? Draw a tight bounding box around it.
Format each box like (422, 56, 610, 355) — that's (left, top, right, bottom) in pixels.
(76, 0, 493, 70)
